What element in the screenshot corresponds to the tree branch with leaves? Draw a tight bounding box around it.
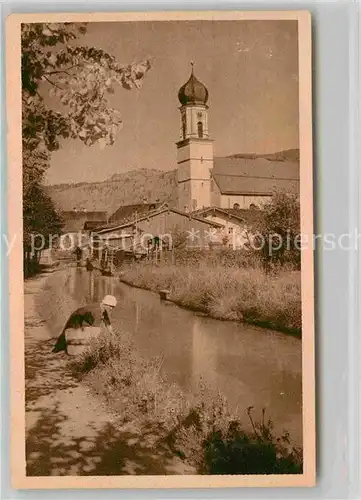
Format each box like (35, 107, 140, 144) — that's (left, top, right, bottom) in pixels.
(21, 22, 151, 274)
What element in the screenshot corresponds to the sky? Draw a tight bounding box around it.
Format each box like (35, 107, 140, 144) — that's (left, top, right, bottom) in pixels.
(45, 20, 299, 185)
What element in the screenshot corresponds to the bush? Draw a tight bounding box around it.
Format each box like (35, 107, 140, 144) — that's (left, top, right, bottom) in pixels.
(253, 191, 301, 271)
(202, 422, 302, 475)
(166, 396, 302, 475)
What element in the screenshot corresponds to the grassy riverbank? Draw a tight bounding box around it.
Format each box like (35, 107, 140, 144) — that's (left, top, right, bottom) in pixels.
(120, 263, 301, 335)
(70, 328, 303, 475)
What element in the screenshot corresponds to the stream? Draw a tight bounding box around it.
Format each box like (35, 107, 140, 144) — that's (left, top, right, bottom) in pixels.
(56, 266, 302, 445)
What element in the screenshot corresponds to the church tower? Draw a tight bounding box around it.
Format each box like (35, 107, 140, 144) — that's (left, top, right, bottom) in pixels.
(176, 64, 213, 212)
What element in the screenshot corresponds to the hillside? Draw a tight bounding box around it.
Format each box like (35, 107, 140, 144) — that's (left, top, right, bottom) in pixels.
(47, 168, 178, 215)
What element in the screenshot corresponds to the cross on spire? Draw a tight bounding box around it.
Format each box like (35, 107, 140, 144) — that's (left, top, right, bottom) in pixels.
(190, 61, 194, 73)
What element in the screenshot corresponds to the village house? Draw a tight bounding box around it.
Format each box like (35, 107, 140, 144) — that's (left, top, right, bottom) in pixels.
(92, 204, 222, 257)
(60, 209, 108, 243)
(109, 202, 164, 225)
(192, 206, 263, 249)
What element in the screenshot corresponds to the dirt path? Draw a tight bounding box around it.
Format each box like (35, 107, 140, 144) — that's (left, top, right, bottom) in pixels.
(25, 271, 194, 476)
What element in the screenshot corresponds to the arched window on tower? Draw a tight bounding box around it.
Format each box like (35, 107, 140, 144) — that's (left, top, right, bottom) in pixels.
(197, 121, 203, 138)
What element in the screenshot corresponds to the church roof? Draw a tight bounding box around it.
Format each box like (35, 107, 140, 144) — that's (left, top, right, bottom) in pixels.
(212, 157, 299, 195)
(178, 66, 209, 106)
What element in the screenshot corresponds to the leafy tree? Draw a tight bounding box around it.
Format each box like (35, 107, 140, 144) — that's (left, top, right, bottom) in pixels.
(254, 191, 301, 271)
(23, 183, 64, 276)
(21, 22, 150, 274)
(24, 183, 63, 241)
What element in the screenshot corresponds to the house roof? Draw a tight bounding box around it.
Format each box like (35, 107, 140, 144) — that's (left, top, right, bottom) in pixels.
(192, 206, 246, 222)
(83, 220, 108, 230)
(109, 202, 165, 225)
(95, 206, 222, 234)
(212, 157, 299, 195)
(222, 207, 263, 226)
(61, 210, 107, 220)
(60, 210, 107, 232)
(193, 206, 263, 227)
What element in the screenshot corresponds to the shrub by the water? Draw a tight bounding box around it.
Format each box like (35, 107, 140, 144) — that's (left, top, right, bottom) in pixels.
(166, 389, 302, 475)
(203, 407, 302, 475)
(202, 420, 302, 474)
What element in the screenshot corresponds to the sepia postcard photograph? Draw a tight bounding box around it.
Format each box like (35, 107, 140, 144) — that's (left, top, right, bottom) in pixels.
(6, 11, 314, 489)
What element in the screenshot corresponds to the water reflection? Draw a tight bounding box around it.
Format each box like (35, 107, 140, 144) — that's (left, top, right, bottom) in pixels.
(134, 301, 141, 334)
(67, 268, 302, 444)
(88, 270, 95, 302)
(191, 317, 219, 391)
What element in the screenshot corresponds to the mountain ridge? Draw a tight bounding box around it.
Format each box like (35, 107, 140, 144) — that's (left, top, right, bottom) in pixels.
(46, 168, 178, 215)
(226, 148, 299, 162)
(46, 149, 299, 215)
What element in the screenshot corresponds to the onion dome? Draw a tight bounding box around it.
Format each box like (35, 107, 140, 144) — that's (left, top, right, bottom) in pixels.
(178, 63, 209, 106)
